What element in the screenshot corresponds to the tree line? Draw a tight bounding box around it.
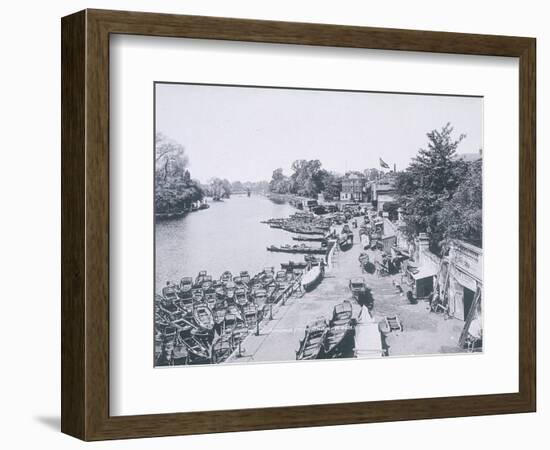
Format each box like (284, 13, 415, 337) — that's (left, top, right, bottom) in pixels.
(269, 160, 342, 200)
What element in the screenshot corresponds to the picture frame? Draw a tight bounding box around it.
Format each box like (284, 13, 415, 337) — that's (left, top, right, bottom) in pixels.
(61, 8, 536, 441)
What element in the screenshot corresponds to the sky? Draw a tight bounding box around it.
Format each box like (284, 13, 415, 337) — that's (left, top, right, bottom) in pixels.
(155, 83, 483, 183)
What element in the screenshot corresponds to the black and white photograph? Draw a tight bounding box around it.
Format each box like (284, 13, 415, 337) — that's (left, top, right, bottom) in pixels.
(154, 83, 484, 367)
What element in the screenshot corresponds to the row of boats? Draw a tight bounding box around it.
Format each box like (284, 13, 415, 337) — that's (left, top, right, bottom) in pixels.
(262, 212, 333, 235)
(155, 267, 304, 365)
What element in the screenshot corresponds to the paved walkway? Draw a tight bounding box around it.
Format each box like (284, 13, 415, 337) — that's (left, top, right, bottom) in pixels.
(226, 225, 465, 364)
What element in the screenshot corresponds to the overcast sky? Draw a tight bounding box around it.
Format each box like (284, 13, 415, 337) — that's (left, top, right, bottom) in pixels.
(155, 83, 483, 183)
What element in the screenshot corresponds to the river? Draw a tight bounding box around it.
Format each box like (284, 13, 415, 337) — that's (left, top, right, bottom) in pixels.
(155, 194, 308, 291)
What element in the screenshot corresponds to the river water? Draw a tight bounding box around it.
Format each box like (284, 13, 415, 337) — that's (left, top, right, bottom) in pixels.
(155, 194, 312, 292)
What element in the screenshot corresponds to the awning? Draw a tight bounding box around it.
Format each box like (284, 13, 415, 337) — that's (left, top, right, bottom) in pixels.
(409, 265, 438, 280)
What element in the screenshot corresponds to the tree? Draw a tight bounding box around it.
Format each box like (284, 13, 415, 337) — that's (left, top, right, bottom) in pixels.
(269, 168, 291, 194)
(438, 159, 482, 247)
(320, 171, 342, 201)
(396, 123, 469, 253)
(154, 133, 203, 215)
(382, 201, 399, 221)
(289, 159, 324, 197)
(155, 132, 189, 182)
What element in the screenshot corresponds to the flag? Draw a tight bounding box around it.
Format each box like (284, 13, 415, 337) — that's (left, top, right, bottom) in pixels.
(379, 158, 390, 169)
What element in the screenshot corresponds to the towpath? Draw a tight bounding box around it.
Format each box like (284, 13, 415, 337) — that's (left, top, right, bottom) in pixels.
(226, 224, 464, 364)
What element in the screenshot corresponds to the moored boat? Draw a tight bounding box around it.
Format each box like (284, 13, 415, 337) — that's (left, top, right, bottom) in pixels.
(280, 261, 308, 270)
(162, 284, 180, 302)
(194, 270, 208, 287)
(323, 301, 354, 357)
(267, 244, 326, 254)
(178, 277, 193, 297)
(301, 264, 324, 292)
(235, 288, 248, 306)
(220, 270, 233, 283)
(242, 302, 259, 329)
(239, 270, 251, 284)
(193, 303, 215, 331)
(296, 318, 328, 360)
(211, 333, 234, 363)
(179, 330, 211, 361)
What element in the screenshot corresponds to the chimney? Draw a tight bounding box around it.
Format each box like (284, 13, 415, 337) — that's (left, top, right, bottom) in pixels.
(417, 232, 429, 265)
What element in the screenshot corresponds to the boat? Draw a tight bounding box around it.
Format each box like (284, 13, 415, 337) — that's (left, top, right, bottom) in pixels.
(266, 244, 326, 254)
(158, 301, 183, 323)
(226, 304, 243, 322)
(280, 261, 308, 270)
(239, 271, 251, 284)
(200, 275, 213, 291)
(172, 336, 190, 362)
(214, 285, 225, 298)
(263, 267, 275, 275)
(242, 302, 259, 329)
(194, 270, 208, 287)
(252, 288, 268, 306)
(204, 292, 217, 311)
(193, 303, 214, 331)
(296, 318, 328, 360)
(282, 226, 326, 235)
(211, 334, 234, 363)
(222, 312, 238, 334)
(198, 202, 210, 210)
(231, 321, 249, 344)
(292, 235, 327, 242)
(179, 330, 211, 360)
(220, 270, 233, 283)
(162, 284, 180, 302)
(212, 301, 227, 325)
(178, 277, 194, 297)
(275, 270, 288, 283)
(338, 233, 354, 251)
(235, 288, 248, 306)
(225, 282, 236, 301)
(191, 288, 204, 303)
(323, 301, 354, 357)
(301, 265, 324, 292)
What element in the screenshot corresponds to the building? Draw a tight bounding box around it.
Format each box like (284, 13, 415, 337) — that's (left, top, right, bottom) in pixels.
(340, 173, 366, 202)
(371, 176, 397, 212)
(380, 214, 397, 254)
(443, 241, 483, 321)
(406, 233, 440, 299)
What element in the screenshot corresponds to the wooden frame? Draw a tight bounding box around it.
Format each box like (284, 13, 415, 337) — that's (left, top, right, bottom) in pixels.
(61, 9, 536, 441)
